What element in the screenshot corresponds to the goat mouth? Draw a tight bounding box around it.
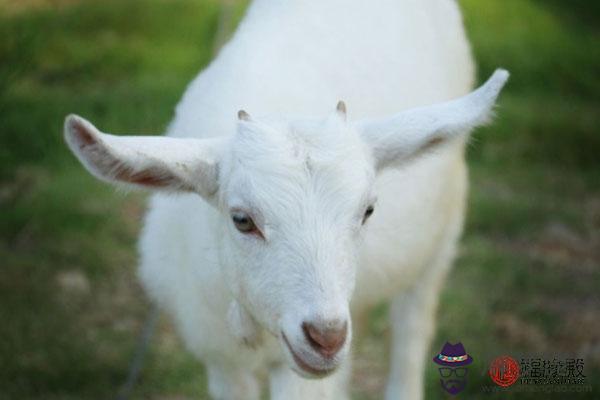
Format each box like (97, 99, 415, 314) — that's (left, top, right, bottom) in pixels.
(281, 332, 337, 378)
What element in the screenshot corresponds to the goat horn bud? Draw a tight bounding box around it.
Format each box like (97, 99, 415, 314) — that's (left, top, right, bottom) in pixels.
(336, 100, 347, 118)
(237, 109, 251, 121)
(335, 100, 347, 123)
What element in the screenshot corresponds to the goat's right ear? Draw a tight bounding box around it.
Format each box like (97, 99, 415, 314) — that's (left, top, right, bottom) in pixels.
(64, 115, 224, 199)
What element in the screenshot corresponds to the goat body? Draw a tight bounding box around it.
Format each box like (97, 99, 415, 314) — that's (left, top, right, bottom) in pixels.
(65, 0, 508, 398)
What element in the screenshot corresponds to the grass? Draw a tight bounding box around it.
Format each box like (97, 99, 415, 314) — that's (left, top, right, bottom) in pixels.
(1, 0, 598, 399)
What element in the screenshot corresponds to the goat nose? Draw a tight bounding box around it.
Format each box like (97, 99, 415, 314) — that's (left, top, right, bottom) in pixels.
(302, 320, 347, 358)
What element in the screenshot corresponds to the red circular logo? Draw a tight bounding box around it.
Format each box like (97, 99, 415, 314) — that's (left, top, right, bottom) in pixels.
(489, 356, 520, 387)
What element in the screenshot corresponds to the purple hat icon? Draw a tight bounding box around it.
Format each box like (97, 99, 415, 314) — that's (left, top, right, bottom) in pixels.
(433, 342, 473, 367)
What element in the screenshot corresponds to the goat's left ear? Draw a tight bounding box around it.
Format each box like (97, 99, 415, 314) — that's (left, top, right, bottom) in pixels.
(356, 69, 509, 170)
(64, 115, 224, 199)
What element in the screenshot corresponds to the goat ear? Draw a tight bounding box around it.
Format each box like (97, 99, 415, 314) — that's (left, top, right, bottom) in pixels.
(64, 115, 224, 198)
(356, 69, 509, 170)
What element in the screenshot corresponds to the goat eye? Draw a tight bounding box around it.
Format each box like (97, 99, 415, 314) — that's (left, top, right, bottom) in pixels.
(232, 212, 258, 234)
(362, 205, 375, 224)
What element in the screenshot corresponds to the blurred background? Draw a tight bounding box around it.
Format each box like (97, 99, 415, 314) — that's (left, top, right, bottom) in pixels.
(0, 0, 598, 398)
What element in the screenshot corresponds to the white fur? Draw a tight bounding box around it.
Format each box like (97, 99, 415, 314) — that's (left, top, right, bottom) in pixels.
(64, 1, 509, 398)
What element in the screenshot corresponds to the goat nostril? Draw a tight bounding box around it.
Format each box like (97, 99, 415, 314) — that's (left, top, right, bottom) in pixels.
(302, 321, 347, 357)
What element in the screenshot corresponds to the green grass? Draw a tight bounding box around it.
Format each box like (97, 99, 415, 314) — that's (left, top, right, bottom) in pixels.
(1, 0, 599, 399)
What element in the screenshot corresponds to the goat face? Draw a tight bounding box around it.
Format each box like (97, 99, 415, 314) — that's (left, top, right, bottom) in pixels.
(217, 109, 374, 377)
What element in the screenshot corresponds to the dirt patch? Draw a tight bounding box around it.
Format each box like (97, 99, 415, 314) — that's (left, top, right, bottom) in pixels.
(500, 220, 600, 274)
(56, 269, 91, 295)
(538, 298, 600, 364)
(493, 312, 549, 351)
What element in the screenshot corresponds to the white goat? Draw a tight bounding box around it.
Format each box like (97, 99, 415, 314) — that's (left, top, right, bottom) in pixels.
(65, 0, 508, 398)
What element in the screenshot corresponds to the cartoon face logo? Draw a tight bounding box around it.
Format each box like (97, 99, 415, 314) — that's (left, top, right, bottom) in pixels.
(438, 366, 468, 395)
(432, 342, 473, 395)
